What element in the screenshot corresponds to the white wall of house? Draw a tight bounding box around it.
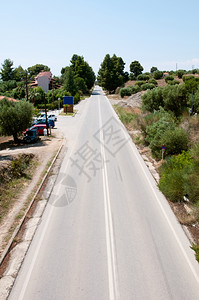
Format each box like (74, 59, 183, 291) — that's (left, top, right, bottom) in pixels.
(36, 76, 50, 93)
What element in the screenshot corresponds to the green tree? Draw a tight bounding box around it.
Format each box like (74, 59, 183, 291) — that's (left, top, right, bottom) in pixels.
(142, 86, 164, 112)
(29, 87, 45, 106)
(14, 65, 25, 81)
(130, 60, 143, 78)
(64, 67, 77, 95)
(62, 55, 95, 94)
(0, 80, 17, 93)
(75, 77, 87, 94)
(162, 84, 188, 117)
(184, 77, 199, 94)
(27, 64, 50, 78)
(176, 69, 185, 79)
(0, 59, 15, 81)
(97, 54, 112, 92)
(70, 54, 95, 91)
(150, 66, 158, 73)
(97, 54, 126, 93)
(0, 98, 33, 142)
(11, 86, 25, 100)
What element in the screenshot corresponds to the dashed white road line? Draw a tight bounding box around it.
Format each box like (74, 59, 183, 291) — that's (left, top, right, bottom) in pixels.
(98, 97, 119, 300)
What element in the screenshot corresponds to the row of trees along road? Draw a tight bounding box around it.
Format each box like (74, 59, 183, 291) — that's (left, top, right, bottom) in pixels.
(0, 55, 96, 142)
(0, 55, 96, 107)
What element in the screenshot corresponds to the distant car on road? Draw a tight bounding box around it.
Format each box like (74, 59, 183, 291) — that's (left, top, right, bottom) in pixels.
(23, 129, 40, 143)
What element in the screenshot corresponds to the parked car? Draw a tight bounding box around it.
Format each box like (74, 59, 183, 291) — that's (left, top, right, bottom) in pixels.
(39, 113, 46, 118)
(29, 124, 47, 135)
(48, 114, 57, 121)
(36, 118, 55, 128)
(23, 129, 40, 143)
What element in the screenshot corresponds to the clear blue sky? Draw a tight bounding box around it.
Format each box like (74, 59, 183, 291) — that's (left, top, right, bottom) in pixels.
(1, 0, 199, 76)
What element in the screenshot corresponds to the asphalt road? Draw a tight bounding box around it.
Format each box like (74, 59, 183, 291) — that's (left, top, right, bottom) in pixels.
(9, 86, 199, 299)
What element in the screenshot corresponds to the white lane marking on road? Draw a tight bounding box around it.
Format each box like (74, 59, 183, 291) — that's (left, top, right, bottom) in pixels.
(104, 91, 199, 285)
(98, 97, 119, 300)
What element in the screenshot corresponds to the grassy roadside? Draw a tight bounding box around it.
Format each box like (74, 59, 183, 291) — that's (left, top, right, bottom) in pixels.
(59, 110, 77, 117)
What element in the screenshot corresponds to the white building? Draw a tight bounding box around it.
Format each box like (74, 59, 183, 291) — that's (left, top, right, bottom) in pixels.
(35, 71, 52, 93)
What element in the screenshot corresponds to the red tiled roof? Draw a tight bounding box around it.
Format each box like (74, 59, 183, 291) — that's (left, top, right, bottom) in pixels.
(36, 71, 52, 79)
(0, 96, 19, 102)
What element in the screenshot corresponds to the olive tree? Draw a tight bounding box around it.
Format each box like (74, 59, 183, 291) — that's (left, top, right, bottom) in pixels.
(0, 98, 33, 142)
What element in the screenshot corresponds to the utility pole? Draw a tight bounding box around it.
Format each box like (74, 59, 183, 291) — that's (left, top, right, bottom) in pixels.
(52, 79, 54, 102)
(25, 70, 29, 102)
(44, 94, 49, 135)
(58, 98, 60, 113)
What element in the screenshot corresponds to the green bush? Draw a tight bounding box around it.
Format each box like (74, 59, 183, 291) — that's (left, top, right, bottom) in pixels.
(37, 104, 45, 109)
(176, 69, 185, 79)
(162, 84, 188, 117)
(167, 79, 180, 85)
(182, 75, 194, 82)
(153, 71, 163, 80)
(0, 80, 17, 93)
(191, 245, 199, 262)
(192, 69, 199, 74)
(142, 86, 164, 112)
(50, 100, 59, 110)
(184, 144, 199, 202)
(143, 107, 188, 159)
(148, 78, 158, 85)
(116, 107, 136, 125)
(142, 84, 188, 116)
(158, 151, 194, 202)
(184, 172, 199, 203)
(165, 75, 174, 83)
(137, 74, 150, 81)
(159, 168, 185, 202)
(141, 83, 155, 91)
(135, 80, 146, 87)
(74, 92, 80, 104)
(129, 73, 136, 80)
(120, 86, 140, 98)
(130, 85, 140, 94)
(120, 87, 132, 98)
(145, 113, 176, 157)
(161, 127, 188, 156)
(11, 154, 34, 178)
